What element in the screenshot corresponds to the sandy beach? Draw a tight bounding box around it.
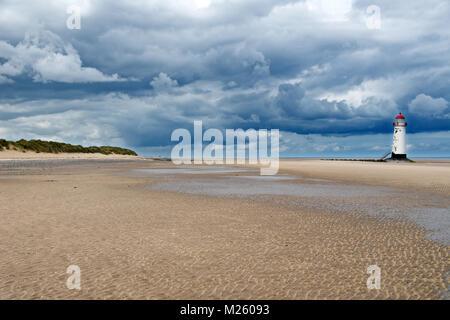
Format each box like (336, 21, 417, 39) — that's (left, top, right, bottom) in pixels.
(0, 156, 448, 299)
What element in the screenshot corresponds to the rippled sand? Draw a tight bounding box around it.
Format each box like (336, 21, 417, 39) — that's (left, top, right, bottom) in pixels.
(0, 159, 448, 299)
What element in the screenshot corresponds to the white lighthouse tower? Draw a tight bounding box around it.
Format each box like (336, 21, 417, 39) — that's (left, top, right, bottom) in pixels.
(391, 112, 407, 160)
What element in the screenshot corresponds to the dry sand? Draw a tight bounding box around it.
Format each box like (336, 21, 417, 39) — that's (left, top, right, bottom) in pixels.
(0, 158, 448, 299)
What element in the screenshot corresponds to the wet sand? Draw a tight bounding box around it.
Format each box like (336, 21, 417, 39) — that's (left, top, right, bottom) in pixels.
(0, 159, 448, 299)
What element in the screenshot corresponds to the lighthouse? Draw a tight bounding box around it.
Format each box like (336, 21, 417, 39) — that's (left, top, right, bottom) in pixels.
(391, 112, 407, 160)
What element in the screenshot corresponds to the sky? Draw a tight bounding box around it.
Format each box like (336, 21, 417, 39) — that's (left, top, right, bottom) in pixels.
(0, 0, 449, 157)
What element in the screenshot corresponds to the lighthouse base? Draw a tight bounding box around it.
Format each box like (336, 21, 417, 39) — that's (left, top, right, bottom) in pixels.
(390, 153, 408, 161)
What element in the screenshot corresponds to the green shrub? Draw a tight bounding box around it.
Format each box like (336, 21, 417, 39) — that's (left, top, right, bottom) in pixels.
(0, 138, 137, 156)
(0, 139, 8, 150)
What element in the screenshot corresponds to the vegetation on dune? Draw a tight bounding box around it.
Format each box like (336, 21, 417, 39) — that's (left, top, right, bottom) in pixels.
(0, 139, 137, 156)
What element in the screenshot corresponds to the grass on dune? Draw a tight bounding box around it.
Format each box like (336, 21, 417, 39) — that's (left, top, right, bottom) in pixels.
(0, 138, 137, 156)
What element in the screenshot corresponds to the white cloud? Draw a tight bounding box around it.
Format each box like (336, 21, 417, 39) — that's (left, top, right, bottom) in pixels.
(0, 74, 14, 84)
(150, 72, 179, 92)
(306, 0, 353, 22)
(409, 94, 449, 117)
(0, 30, 126, 83)
(194, 0, 211, 9)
